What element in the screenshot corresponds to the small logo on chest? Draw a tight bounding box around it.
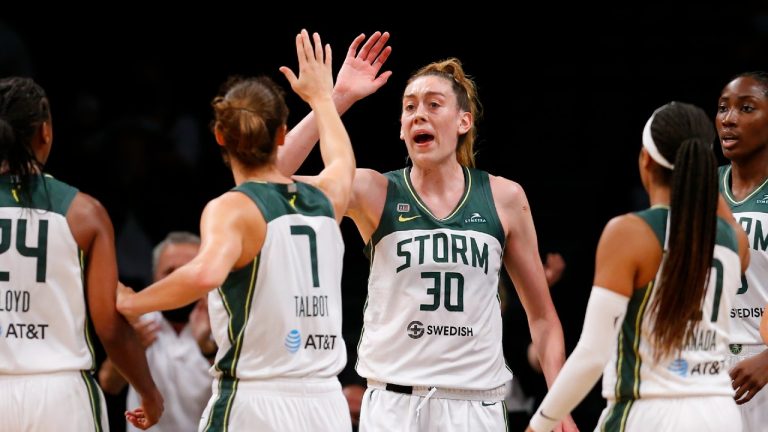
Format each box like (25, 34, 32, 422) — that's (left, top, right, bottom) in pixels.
(464, 212, 487, 223)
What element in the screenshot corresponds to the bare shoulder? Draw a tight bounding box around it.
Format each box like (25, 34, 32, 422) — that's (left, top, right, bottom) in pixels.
(67, 192, 113, 252)
(488, 174, 526, 207)
(204, 191, 260, 222)
(354, 168, 388, 190)
(597, 213, 660, 267)
(595, 213, 660, 294)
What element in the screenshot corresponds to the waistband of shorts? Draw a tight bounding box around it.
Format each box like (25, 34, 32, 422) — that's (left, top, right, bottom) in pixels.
(367, 379, 506, 401)
(214, 376, 342, 395)
(0, 370, 86, 380)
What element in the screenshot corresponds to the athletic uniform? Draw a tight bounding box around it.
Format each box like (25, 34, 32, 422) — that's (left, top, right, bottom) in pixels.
(719, 165, 768, 431)
(0, 174, 108, 432)
(597, 207, 741, 432)
(126, 312, 210, 432)
(357, 167, 510, 431)
(199, 181, 350, 432)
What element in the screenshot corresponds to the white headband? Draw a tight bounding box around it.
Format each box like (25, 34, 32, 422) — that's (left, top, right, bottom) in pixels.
(642, 107, 674, 170)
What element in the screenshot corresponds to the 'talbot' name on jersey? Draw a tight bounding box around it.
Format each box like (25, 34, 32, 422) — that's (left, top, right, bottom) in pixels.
(395, 232, 491, 274)
(0, 288, 48, 340)
(406, 320, 474, 340)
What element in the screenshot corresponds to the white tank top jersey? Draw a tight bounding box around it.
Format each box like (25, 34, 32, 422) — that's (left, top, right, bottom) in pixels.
(356, 167, 512, 390)
(207, 181, 346, 382)
(719, 165, 768, 345)
(599, 207, 740, 428)
(0, 174, 97, 374)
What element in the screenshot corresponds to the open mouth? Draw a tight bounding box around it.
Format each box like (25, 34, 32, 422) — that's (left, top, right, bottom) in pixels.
(414, 133, 434, 144)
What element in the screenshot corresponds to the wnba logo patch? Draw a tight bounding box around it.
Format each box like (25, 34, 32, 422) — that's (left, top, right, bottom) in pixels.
(397, 203, 410, 213)
(284, 329, 301, 353)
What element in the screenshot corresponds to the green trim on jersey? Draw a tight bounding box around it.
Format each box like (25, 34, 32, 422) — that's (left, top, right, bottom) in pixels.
(613, 282, 653, 402)
(215, 257, 259, 378)
(80, 370, 104, 432)
(719, 165, 768, 207)
(203, 377, 239, 432)
(601, 400, 633, 432)
(80, 249, 97, 371)
(635, 207, 739, 253)
(0, 174, 77, 215)
(369, 167, 505, 248)
(232, 181, 334, 222)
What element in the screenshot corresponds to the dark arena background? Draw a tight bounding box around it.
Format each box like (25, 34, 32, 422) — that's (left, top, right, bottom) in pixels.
(3, 8, 768, 430)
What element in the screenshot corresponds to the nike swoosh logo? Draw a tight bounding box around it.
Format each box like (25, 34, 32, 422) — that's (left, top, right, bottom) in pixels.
(398, 214, 421, 222)
(481, 401, 497, 406)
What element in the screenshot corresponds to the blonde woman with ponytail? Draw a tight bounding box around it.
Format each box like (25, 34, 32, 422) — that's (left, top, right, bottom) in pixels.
(280, 57, 576, 432)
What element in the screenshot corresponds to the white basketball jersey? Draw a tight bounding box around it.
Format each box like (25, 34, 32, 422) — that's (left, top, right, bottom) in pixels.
(356, 167, 512, 390)
(0, 175, 95, 374)
(719, 165, 768, 345)
(207, 181, 346, 382)
(601, 207, 740, 412)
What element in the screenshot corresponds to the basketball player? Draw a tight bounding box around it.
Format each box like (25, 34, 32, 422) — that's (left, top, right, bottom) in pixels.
(717, 71, 768, 431)
(117, 30, 357, 431)
(0, 77, 163, 430)
(279, 57, 577, 431)
(527, 102, 749, 432)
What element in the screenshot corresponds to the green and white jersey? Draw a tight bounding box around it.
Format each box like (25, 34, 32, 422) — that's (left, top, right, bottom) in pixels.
(208, 181, 346, 381)
(356, 167, 512, 390)
(601, 207, 739, 408)
(719, 165, 768, 345)
(0, 175, 95, 374)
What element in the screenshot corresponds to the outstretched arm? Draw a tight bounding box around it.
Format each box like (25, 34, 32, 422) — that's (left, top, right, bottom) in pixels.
(68, 193, 163, 430)
(526, 215, 642, 432)
(117, 193, 251, 319)
(280, 30, 355, 222)
(276, 31, 391, 177)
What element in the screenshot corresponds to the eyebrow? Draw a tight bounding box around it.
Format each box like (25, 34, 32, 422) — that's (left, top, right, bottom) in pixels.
(720, 94, 762, 101)
(403, 91, 447, 99)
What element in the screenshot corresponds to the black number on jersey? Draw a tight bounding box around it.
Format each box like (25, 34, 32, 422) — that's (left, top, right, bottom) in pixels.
(290, 225, 319, 287)
(0, 218, 48, 282)
(736, 273, 748, 295)
(419, 271, 464, 312)
(708, 258, 724, 322)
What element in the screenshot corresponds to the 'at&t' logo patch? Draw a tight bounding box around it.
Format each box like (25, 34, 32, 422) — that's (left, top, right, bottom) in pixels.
(285, 329, 301, 353)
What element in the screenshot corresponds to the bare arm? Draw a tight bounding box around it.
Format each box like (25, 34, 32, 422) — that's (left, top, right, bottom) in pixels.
(492, 177, 578, 432)
(276, 31, 391, 177)
(117, 193, 257, 319)
(68, 193, 162, 429)
(493, 178, 565, 386)
(280, 30, 354, 222)
(526, 216, 648, 432)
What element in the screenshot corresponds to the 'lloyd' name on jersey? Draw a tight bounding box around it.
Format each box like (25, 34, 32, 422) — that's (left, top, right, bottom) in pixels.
(396, 233, 490, 274)
(1, 289, 48, 339)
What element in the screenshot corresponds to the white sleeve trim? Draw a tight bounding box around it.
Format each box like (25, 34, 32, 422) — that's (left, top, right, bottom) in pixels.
(529, 286, 629, 432)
